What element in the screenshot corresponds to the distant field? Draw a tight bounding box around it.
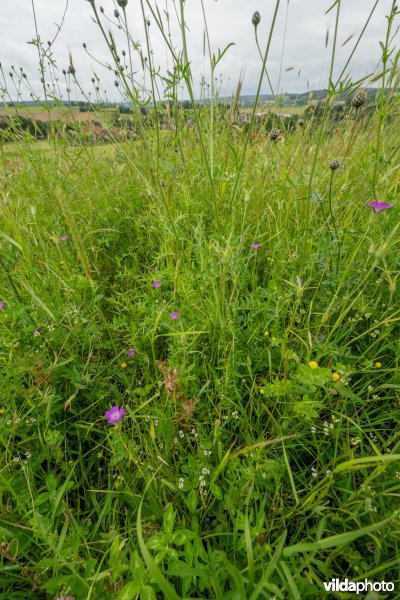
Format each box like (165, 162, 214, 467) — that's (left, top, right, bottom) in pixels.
(0, 105, 109, 123)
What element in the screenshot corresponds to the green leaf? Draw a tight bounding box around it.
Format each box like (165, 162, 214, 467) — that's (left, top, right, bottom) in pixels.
(186, 489, 198, 513)
(117, 581, 142, 600)
(210, 483, 223, 500)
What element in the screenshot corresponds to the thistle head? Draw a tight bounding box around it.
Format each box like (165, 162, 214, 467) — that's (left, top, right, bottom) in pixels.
(269, 127, 280, 141)
(352, 90, 367, 108)
(252, 11, 261, 27)
(329, 159, 341, 171)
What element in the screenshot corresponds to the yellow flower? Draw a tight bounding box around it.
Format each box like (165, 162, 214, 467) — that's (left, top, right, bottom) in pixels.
(259, 388, 265, 395)
(263, 331, 269, 337)
(332, 372, 340, 381)
(0, 408, 5, 415)
(375, 362, 382, 368)
(308, 361, 318, 369)
(121, 362, 127, 368)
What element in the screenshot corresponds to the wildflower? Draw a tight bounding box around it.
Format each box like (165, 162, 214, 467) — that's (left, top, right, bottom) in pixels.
(332, 372, 340, 382)
(169, 311, 179, 320)
(308, 361, 318, 369)
(375, 362, 382, 368)
(127, 349, 136, 358)
(56, 596, 76, 600)
(251, 243, 261, 249)
(178, 477, 184, 489)
(103, 405, 126, 424)
(152, 281, 162, 288)
(367, 200, 393, 213)
(315, 333, 325, 340)
(59, 235, 68, 241)
(0, 302, 5, 309)
(251, 133, 258, 139)
(33, 328, 42, 336)
(121, 362, 127, 368)
(259, 388, 265, 395)
(263, 330, 269, 337)
(368, 385, 374, 391)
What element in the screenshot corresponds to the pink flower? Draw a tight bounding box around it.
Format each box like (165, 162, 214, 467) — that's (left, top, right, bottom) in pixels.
(127, 349, 136, 357)
(169, 311, 179, 320)
(152, 281, 162, 288)
(367, 200, 393, 213)
(103, 405, 126, 424)
(251, 243, 261, 249)
(0, 302, 5, 309)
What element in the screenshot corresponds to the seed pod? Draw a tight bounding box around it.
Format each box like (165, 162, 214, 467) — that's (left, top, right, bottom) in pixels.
(269, 127, 280, 141)
(329, 159, 341, 171)
(252, 11, 261, 27)
(352, 90, 367, 108)
(114, 9, 120, 18)
(117, 0, 128, 7)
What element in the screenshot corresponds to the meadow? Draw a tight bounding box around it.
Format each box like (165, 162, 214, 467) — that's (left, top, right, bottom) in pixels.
(1, 1, 400, 599)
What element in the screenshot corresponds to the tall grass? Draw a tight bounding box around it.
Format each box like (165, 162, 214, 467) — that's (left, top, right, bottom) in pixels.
(0, 1, 400, 598)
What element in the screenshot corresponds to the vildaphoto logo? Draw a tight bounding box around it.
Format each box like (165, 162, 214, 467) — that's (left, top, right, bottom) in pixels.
(323, 579, 395, 594)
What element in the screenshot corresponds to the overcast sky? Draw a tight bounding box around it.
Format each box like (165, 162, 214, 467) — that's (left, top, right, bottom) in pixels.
(0, 0, 395, 102)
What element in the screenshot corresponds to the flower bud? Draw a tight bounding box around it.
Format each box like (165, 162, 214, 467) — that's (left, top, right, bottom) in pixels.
(252, 11, 261, 27)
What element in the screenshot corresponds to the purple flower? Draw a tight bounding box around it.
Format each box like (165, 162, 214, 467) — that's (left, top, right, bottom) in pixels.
(367, 200, 393, 213)
(103, 405, 126, 424)
(169, 311, 179, 320)
(251, 243, 261, 249)
(127, 349, 136, 357)
(56, 596, 76, 600)
(297, 277, 304, 284)
(59, 235, 68, 241)
(315, 333, 325, 340)
(152, 281, 162, 288)
(33, 328, 42, 336)
(0, 302, 5, 309)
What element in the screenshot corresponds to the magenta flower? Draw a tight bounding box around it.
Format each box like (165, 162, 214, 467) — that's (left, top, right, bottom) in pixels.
(169, 311, 179, 320)
(152, 281, 162, 288)
(104, 405, 126, 424)
(367, 200, 393, 213)
(251, 243, 261, 249)
(59, 235, 68, 241)
(0, 302, 5, 309)
(127, 349, 136, 357)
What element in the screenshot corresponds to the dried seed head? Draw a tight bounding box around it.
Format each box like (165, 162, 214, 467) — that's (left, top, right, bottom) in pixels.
(298, 119, 304, 126)
(269, 127, 280, 141)
(117, 0, 128, 7)
(68, 65, 76, 76)
(114, 9, 120, 18)
(352, 90, 367, 108)
(329, 159, 341, 171)
(252, 11, 261, 27)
